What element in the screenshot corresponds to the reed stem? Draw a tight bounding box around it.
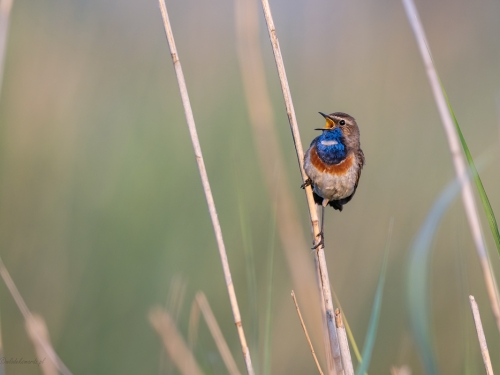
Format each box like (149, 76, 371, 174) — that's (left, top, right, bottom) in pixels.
(0, 257, 73, 375)
(157, 2, 254, 373)
(196, 292, 242, 375)
(401, 0, 500, 332)
(469, 296, 494, 375)
(335, 309, 354, 375)
(234, 0, 323, 355)
(0, 0, 13, 98)
(149, 308, 205, 375)
(291, 291, 325, 375)
(259, 0, 347, 373)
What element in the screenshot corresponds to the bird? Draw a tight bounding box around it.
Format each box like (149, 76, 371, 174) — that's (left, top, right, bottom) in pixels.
(302, 111, 365, 249)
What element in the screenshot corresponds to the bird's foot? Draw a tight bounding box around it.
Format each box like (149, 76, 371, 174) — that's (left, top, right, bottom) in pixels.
(311, 231, 324, 250)
(301, 178, 312, 189)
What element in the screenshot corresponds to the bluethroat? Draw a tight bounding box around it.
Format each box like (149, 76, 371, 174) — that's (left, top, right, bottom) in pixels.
(303, 112, 365, 248)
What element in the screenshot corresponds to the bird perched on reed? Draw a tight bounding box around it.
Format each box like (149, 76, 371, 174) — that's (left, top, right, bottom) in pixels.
(303, 112, 365, 248)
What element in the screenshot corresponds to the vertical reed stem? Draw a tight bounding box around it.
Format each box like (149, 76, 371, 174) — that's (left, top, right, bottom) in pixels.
(234, 0, 323, 355)
(468, 296, 494, 375)
(0, 0, 13, 98)
(157, 2, 254, 374)
(259, 0, 346, 373)
(401, 0, 500, 332)
(335, 309, 354, 375)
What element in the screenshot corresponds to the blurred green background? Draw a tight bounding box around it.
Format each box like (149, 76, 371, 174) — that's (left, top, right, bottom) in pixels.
(0, 0, 499, 374)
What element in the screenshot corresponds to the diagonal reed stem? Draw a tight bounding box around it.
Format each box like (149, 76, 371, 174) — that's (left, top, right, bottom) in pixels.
(233, 0, 324, 364)
(196, 292, 242, 375)
(468, 296, 494, 375)
(401, 0, 500, 332)
(157, 2, 254, 374)
(0, 257, 73, 375)
(259, 0, 347, 373)
(150, 308, 205, 375)
(291, 290, 325, 375)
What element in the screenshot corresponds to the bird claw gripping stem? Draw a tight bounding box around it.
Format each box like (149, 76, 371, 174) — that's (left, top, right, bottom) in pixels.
(311, 231, 324, 250)
(301, 178, 312, 189)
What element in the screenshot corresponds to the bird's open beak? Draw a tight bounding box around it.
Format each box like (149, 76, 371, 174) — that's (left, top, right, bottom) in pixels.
(315, 112, 335, 130)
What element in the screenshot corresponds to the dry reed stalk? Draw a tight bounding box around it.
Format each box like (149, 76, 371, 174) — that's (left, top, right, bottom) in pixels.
(291, 291, 325, 375)
(0, 257, 73, 375)
(469, 296, 494, 375)
(188, 297, 201, 348)
(334, 309, 354, 375)
(161, 275, 188, 374)
(166, 275, 187, 323)
(390, 365, 412, 375)
(0, 0, 13, 97)
(260, 0, 346, 373)
(234, 0, 324, 354)
(316, 258, 335, 374)
(401, 0, 500, 332)
(157, 2, 254, 374)
(196, 292, 242, 375)
(149, 308, 205, 375)
(25, 314, 58, 375)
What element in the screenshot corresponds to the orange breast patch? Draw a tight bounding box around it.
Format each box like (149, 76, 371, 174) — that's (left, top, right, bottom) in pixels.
(310, 146, 354, 175)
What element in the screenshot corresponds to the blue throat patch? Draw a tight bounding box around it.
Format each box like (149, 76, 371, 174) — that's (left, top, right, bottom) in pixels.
(316, 128, 346, 164)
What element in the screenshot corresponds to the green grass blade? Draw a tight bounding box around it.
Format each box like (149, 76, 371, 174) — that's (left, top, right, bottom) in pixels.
(407, 177, 465, 375)
(355, 245, 389, 375)
(335, 219, 393, 375)
(439, 84, 500, 257)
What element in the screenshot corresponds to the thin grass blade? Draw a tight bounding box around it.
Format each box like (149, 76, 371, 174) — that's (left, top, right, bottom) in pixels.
(355, 247, 389, 375)
(407, 178, 466, 375)
(440, 86, 500, 256)
(401, 0, 500, 334)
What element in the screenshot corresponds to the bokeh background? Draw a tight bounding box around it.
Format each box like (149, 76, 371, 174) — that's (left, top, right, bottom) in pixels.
(0, 0, 499, 374)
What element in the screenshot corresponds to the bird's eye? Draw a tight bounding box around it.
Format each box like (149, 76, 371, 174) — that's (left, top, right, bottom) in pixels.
(339, 120, 345, 126)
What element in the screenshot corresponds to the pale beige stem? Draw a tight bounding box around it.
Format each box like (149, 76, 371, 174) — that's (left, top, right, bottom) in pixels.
(335, 309, 354, 375)
(157, 2, 254, 374)
(259, 0, 345, 373)
(401, 0, 500, 332)
(469, 296, 494, 375)
(390, 365, 412, 375)
(234, 0, 324, 364)
(316, 258, 335, 375)
(0, 257, 73, 375)
(0, 0, 13, 98)
(25, 314, 58, 375)
(188, 297, 201, 348)
(149, 308, 205, 375)
(291, 291, 325, 375)
(196, 292, 242, 375)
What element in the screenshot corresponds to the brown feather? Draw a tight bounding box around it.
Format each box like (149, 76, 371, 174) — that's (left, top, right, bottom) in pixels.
(309, 146, 354, 175)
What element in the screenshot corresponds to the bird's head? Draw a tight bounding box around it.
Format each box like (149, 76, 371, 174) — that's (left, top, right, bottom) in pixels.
(316, 112, 360, 149)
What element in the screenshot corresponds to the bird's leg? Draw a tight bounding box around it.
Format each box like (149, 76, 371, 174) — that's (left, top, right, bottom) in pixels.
(301, 178, 312, 189)
(312, 199, 328, 249)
